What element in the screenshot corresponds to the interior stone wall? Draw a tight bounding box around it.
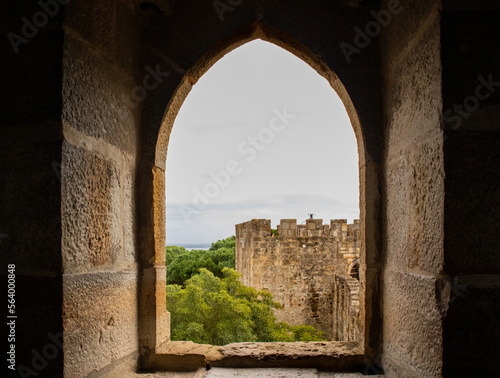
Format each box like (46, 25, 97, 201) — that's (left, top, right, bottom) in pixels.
(440, 8, 500, 377)
(0, 2, 65, 376)
(60, 0, 141, 376)
(380, 1, 445, 377)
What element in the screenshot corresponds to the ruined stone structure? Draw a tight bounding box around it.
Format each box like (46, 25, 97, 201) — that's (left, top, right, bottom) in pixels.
(2, 1, 499, 376)
(236, 218, 361, 341)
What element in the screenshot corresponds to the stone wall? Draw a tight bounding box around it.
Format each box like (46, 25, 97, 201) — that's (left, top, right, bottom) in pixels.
(0, 2, 64, 375)
(440, 7, 500, 376)
(60, 1, 142, 376)
(380, 1, 445, 377)
(236, 219, 360, 340)
(333, 275, 361, 342)
(4, 0, 499, 375)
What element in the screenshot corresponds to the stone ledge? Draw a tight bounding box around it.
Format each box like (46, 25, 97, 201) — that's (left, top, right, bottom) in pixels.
(114, 368, 384, 378)
(136, 368, 384, 378)
(148, 341, 366, 371)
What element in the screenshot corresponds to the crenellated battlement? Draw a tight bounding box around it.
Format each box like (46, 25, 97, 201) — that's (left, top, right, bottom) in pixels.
(236, 218, 360, 240)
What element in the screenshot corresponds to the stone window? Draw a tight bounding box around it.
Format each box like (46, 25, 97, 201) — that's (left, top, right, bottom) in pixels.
(146, 27, 381, 371)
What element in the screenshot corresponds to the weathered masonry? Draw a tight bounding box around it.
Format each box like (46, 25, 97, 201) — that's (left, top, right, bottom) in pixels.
(236, 218, 361, 341)
(2, 0, 499, 376)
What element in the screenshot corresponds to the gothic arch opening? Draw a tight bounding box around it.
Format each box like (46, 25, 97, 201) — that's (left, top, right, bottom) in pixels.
(164, 39, 360, 345)
(141, 23, 381, 370)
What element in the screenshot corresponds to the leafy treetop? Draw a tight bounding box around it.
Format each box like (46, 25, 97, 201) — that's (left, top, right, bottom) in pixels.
(166, 268, 327, 345)
(166, 236, 235, 285)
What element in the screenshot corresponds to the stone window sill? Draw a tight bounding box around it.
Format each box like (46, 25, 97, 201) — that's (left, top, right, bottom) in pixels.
(147, 341, 365, 371)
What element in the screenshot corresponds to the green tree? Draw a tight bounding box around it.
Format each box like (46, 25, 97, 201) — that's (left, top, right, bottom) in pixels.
(166, 245, 188, 266)
(167, 237, 235, 285)
(209, 235, 235, 251)
(166, 268, 326, 345)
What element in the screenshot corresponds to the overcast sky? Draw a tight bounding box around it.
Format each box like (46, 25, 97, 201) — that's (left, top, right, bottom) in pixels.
(165, 40, 359, 245)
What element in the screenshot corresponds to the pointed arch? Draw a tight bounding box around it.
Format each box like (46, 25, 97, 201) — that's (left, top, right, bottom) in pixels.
(139, 21, 382, 370)
(155, 22, 365, 168)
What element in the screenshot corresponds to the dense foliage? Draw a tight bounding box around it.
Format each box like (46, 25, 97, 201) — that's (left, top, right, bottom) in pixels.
(208, 235, 235, 251)
(166, 237, 235, 285)
(165, 245, 188, 266)
(166, 268, 327, 345)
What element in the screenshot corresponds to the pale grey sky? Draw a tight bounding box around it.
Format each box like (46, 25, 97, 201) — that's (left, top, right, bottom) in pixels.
(166, 40, 359, 244)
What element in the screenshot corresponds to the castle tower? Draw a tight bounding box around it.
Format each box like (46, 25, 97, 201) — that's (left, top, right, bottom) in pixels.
(235, 218, 361, 340)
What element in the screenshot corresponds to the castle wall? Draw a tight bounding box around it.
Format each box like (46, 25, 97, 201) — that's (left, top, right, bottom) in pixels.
(333, 275, 360, 342)
(235, 219, 360, 340)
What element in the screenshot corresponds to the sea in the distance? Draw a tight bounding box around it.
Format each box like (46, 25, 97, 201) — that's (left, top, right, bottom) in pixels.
(167, 243, 211, 251)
